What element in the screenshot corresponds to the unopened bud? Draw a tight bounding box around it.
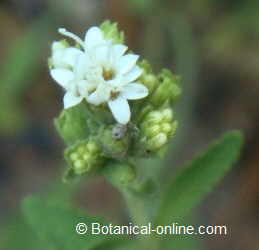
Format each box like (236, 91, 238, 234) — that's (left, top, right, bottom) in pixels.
(147, 133, 168, 151)
(161, 123, 172, 134)
(54, 104, 89, 145)
(162, 108, 173, 122)
(139, 107, 178, 153)
(99, 125, 130, 159)
(150, 69, 181, 107)
(141, 73, 157, 93)
(64, 139, 103, 177)
(145, 124, 161, 137)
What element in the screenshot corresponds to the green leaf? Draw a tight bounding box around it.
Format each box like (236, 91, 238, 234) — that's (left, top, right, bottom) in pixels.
(22, 195, 110, 250)
(1, 215, 46, 250)
(156, 131, 243, 224)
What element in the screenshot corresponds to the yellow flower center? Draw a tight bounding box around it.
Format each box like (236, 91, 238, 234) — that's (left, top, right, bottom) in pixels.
(103, 68, 114, 81)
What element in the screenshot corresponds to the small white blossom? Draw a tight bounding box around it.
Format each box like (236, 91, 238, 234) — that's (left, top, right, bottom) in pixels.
(50, 41, 82, 70)
(50, 26, 148, 124)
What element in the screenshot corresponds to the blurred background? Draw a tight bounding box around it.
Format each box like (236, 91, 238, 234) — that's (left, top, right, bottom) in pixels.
(0, 0, 259, 249)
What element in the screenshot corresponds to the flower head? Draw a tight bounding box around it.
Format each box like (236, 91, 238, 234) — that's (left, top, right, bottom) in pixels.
(49, 26, 148, 124)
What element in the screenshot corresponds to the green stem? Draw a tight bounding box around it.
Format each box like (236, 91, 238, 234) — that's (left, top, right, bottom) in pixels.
(122, 189, 150, 225)
(103, 162, 160, 249)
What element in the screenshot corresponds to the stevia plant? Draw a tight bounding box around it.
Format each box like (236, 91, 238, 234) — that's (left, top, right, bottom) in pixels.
(50, 21, 181, 183)
(2, 21, 243, 250)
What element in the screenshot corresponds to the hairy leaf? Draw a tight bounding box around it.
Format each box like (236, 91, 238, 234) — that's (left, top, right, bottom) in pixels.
(156, 131, 243, 224)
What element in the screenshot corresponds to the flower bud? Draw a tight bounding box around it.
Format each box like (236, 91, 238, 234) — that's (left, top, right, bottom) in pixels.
(149, 69, 181, 107)
(145, 124, 161, 138)
(100, 20, 124, 44)
(138, 107, 178, 153)
(140, 73, 157, 93)
(161, 123, 172, 134)
(144, 110, 163, 124)
(54, 103, 89, 145)
(64, 139, 103, 179)
(103, 163, 136, 189)
(98, 125, 130, 159)
(138, 60, 157, 93)
(138, 59, 152, 73)
(146, 133, 168, 151)
(161, 108, 173, 122)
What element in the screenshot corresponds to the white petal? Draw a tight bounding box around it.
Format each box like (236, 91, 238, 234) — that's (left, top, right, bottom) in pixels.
(121, 83, 148, 100)
(77, 80, 89, 97)
(87, 84, 110, 105)
(63, 92, 83, 109)
(74, 54, 90, 80)
(108, 97, 130, 124)
(123, 66, 143, 83)
(63, 48, 83, 67)
(111, 44, 128, 62)
(116, 54, 139, 75)
(85, 27, 105, 49)
(94, 45, 110, 65)
(50, 69, 74, 89)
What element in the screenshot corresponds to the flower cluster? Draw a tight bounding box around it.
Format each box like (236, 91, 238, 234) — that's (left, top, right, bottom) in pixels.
(49, 23, 148, 125)
(140, 108, 178, 152)
(65, 139, 103, 177)
(50, 21, 181, 180)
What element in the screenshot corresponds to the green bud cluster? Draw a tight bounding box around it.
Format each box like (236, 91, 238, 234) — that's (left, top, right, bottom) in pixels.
(133, 60, 180, 154)
(64, 139, 103, 180)
(139, 108, 178, 152)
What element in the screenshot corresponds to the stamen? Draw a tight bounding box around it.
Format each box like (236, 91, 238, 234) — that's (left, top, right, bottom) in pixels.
(58, 28, 85, 48)
(111, 91, 120, 99)
(103, 68, 115, 81)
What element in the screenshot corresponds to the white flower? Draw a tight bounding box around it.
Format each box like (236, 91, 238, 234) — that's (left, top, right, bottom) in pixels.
(50, 41, 82, 70)
(50, 26, 148, 124)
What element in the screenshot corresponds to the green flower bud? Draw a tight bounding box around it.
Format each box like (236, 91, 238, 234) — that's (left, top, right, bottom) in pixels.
(98, 125, 130, 159)
(64, 139, 103, 180)
(136, 104, 153, 123)
(138, 59, 153, 73)
(103, 163, 136, 189)
(145, 124, 161, 137)
(138, 107, 178, 153)
(140, 73, 157, 93)
(144, 110, 163, 124)
(146, 133, 168, 151)
(54, 103, 89, 145)
(149, 69, 181, 107)
(100, 20, 124, 44)
(161, 108, 173, 122)
(161, 123, 172, 134)
(138, 60, 157, 93)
